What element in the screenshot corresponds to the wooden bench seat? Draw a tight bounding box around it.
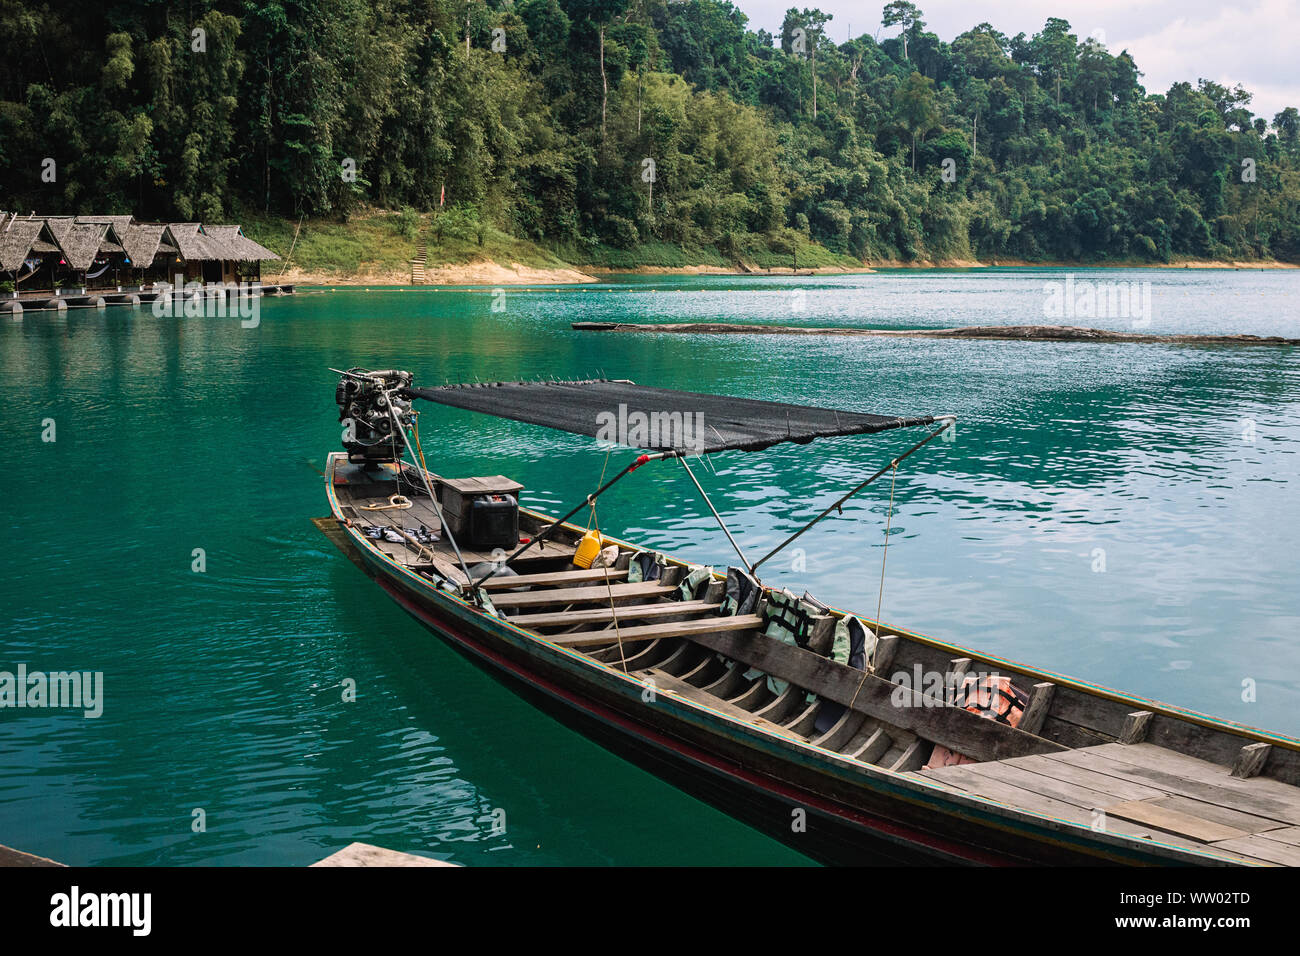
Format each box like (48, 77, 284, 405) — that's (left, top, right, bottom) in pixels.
(548, 615, 764, 648)
(507, 600, 720, 629)
(488, 581, 677, 608)
(481, 567, 628, 591)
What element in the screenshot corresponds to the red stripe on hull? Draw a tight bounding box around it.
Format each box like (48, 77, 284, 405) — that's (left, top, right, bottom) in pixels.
(377, 575, 1012, 866)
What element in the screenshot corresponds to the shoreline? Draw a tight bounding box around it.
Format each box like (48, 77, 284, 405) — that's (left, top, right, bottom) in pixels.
(280, 257, 1298, 287)
(280, 261, 599, 287)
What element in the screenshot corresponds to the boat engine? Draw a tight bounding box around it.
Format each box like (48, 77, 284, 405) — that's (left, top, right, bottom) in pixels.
(335, 368, 415, 463)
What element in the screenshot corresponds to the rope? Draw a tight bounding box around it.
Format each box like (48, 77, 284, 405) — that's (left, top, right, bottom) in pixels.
(588, 505, 629, 674)
(873, 462, 899, 652)
(405, 408, 475, 593)
(585, 448, 628, 673)
(359, 494, 412, 511)
(849, 460, 899, 711)
(587, 447, 613, 531)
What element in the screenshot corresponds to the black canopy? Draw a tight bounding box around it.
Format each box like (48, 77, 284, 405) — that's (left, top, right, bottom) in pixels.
(405, 379, 935, 454)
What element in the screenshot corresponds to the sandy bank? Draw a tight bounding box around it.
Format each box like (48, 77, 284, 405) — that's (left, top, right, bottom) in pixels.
(278, 260, 598, 287)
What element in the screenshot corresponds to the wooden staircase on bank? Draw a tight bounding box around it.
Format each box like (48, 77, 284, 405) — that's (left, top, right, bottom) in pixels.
(410, 231, 429, 285)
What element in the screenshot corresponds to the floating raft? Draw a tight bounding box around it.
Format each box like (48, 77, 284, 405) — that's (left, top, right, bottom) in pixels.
(573, 321, 1300, 347)
(0, 284, 295, 314)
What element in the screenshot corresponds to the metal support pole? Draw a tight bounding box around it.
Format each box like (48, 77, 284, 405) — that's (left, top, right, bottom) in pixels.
(677, 454, 754, 575)
(387, 398, 476, 595)
(469, 449, 680, 589)
(750, 416, 956, 574)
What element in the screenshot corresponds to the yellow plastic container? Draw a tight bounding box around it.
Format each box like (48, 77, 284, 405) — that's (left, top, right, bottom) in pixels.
(573, 530, 604, 569)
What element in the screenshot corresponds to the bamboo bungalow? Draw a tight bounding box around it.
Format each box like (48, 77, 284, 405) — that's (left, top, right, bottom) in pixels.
(0, 217, 56, 295)
(164, 222, 279, 285)
(0, 213, 280, 298)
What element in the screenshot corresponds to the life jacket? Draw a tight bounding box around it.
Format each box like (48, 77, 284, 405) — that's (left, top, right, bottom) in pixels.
(676, 564, 715, 602)
(626, 550, 667, 583)
(831, 615, 875, 670)
(923, 676, 1028, 770)
(721, 566, 761, 616)
(762, 589, 822, 650)
(760, 590, 837, 697)
(959, 675, 1027, 728)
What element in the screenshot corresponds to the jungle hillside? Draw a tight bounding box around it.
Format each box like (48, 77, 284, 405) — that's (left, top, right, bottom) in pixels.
(2, 0, 1298, 269)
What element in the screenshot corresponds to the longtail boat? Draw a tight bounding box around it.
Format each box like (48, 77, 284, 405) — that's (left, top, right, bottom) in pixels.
(316, 369, 1300, 866)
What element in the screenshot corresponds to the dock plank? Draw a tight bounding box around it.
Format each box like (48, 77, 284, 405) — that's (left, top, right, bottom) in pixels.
(311, 842, 456, 867)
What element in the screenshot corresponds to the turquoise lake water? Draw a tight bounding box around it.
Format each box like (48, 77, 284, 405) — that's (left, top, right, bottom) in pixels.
(1, 267, 1298, 865)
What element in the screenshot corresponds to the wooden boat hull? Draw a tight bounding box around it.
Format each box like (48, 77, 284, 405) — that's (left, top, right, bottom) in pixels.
(322, 508, 1262, 866)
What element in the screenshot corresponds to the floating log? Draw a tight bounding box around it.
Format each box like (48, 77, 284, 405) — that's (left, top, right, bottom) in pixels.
(573, 321, 1300, 347)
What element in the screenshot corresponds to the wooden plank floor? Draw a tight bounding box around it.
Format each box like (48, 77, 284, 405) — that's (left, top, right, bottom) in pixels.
(344, 493, 577, 569)
(911, 741, 1300, 864)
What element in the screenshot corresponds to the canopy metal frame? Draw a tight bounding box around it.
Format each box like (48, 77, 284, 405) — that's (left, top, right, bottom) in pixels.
(461, 417, 956, 594)
(399, 378, 955, 594)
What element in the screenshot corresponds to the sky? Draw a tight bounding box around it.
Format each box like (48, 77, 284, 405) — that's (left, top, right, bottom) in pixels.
(735, 0, 1300, 122)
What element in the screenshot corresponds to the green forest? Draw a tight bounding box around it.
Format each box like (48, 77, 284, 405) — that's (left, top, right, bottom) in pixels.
(3, 0, 1299, 265)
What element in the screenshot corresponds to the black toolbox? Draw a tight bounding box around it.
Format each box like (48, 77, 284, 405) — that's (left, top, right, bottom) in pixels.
(438, 476, 524, 551)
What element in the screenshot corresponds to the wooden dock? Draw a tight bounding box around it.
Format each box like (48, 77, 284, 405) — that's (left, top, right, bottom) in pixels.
(311, 843, 458, 867)
(0, 844, 64, 867)
(1, 284, 294, 314)
(912, 742, 1300, 865)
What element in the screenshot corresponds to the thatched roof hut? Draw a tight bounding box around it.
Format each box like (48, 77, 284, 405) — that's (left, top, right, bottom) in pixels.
(46, 219, 111, 270)
(2, 213, 280, 279)
(120, 223, 169, 267)
(76, 215, 133, 234)
(0, 217, 46, 272)
(201, 225, 280, 262)
(166, 223, 211, 261)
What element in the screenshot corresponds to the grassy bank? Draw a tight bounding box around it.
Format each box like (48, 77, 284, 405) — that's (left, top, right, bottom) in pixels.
(237, 209, 1293, 284)
(240, 208, 575, 281)
(239, 208, 864, 281)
